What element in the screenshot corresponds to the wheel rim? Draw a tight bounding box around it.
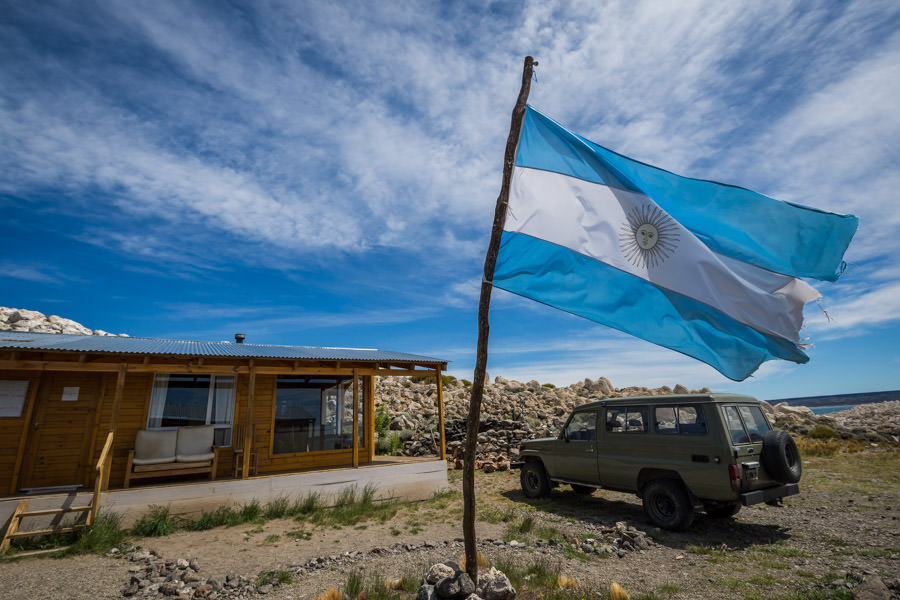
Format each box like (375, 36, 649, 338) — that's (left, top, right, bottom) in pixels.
(651, 493, 675, 519)
(525, 470, 540, 491)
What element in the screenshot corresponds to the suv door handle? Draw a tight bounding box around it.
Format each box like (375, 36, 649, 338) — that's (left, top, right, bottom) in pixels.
(585, 448, 594, 453)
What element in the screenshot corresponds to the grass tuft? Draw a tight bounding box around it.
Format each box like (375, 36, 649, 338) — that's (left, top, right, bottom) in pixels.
(131, 505, 177, 537)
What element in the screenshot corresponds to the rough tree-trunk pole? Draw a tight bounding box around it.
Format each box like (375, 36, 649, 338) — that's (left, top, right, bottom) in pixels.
(464, 55, 536, 584)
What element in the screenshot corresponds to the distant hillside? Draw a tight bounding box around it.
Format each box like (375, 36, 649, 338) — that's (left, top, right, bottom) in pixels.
(773, 390, 899, 408)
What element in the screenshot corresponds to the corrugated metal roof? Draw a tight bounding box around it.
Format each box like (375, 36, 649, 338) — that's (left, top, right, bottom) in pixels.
(0, 331, 445, 364)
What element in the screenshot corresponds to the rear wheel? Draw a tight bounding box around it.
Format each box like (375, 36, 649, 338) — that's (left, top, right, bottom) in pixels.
(704, 502, 741, 519)
(642, 479, 695, 530)
(520, 461, 551, 498)
(571, 484, 594, 495)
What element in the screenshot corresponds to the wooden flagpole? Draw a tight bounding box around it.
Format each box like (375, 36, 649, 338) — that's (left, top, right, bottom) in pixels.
(463, 55, 536, 584)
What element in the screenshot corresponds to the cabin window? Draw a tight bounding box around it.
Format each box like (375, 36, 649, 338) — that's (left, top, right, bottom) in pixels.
(147, 374, 235, 446)
(274, 376, 366, 454)
(0, 380, 29, 417)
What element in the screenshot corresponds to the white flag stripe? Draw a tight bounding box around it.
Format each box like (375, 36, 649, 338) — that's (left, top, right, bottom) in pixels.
(506, 167, 819, 344)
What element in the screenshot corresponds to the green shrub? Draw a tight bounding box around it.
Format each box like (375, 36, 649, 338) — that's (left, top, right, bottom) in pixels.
(374, 405, 391, 437)
(67, 513, 127, 554)
(131, 506, 177, 537)
(263, 496, 291, 520)
(239, 500, 262, 523)
(461, 379, 472, 387)
(808, 426, 837, 439)
(542, 382, 556, 389)
(256, 569, 292, 587)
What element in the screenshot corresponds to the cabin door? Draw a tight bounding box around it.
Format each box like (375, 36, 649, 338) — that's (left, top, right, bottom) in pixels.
(20, 373, 101, 490)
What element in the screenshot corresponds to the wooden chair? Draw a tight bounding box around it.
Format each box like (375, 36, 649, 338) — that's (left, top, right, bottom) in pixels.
(232, 424, 259, 478)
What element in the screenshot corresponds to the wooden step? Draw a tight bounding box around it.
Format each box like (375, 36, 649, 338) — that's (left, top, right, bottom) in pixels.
(7, 525, 86, 539)
(20, 506, 91, 517)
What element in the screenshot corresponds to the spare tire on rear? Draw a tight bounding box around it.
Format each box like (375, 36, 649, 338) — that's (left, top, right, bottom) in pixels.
(761, 430, 802, 483)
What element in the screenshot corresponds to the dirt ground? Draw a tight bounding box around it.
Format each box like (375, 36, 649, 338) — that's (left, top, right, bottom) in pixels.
(1, 447, 897, 600)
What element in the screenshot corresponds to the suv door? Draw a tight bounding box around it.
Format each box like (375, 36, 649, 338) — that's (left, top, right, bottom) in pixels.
(596, 405, 650, 490)
(550, 410, 598, 482)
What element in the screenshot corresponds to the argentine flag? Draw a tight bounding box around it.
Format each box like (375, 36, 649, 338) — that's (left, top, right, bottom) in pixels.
(493, 106, 858, 381)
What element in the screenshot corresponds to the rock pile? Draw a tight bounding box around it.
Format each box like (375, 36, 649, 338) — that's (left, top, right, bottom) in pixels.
(417, 562, 515, 600)
(374, 376, 711, 471)
(375, 377, 899, 470)
(111, 535, 579, 598)
(115, 545, 241, 599)
(0, 306, 127, 336)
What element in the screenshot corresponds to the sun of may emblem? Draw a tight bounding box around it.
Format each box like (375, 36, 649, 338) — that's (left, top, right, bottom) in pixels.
(619, 204, 680, 269)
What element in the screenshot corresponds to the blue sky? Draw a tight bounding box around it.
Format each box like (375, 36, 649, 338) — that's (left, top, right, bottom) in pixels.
(2, 0, 899, 402)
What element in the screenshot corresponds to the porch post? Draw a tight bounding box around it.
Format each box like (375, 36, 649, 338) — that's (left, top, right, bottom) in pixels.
(109, 363, 127, 432)
(352, 368, 359, 468)
(10, 374, 42, 494)
(435, 368, 446, 461)
(242, 362, 256, 479)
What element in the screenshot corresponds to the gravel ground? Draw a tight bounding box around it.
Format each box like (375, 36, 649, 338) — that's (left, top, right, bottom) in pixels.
(1, 447, 897, 600)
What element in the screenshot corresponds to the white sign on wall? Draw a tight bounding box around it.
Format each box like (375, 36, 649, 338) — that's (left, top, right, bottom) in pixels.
(0, 380, 29, 417)
(62, 386, 80, 402)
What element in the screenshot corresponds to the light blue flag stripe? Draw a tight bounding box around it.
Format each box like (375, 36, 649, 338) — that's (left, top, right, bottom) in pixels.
(494, 231, 809, 381)
(516, 106, 859, 282)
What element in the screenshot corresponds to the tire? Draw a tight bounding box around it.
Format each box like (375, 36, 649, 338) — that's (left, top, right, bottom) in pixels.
(571, 484, 594, 495)
(520, 461, 551, 498)
(704, 502, 741, 519)
(642, 479, 695, 530)
(761, 430, 802, 483)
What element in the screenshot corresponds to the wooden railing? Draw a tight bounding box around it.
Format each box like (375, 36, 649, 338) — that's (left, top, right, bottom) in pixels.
(0, 431, 114, 555)
(89, 431, 114, 525)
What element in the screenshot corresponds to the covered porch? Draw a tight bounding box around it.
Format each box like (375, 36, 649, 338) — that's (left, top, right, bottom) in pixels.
(1, 456, 448, 534)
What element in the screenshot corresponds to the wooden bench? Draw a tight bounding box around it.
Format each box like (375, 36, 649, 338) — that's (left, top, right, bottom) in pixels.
(124, 425, 220, 488)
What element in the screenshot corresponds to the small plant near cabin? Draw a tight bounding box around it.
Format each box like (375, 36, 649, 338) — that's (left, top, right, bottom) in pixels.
(131, 505, 177, 537)
(374, 405, 391, 437)
(67, 513, 127, 555)
(262, 496, 291, 519)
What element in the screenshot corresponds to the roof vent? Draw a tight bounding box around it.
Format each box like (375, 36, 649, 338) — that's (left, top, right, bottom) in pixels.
(234, 333, 246, 344)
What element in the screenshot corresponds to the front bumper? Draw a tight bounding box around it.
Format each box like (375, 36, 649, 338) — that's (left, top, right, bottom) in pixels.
(740, 483, 800, 506)
(509, 461, 525, 470)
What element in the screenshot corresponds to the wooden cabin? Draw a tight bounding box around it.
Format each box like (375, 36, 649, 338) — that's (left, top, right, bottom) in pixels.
(0, 331, 448, 494)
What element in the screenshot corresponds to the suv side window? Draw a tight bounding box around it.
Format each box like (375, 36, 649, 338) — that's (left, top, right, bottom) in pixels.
(722, 405, 751, 444)
(606, 406, 648, 433)
(565, 411, 597, 441)
(738, 405, 771, 442)
(654, 405, 707, 434)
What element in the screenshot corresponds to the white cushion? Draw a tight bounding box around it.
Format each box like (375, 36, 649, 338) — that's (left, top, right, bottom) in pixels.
(175, 425, 215, 457)
(134, 429, 177, 464)
(176, 452, 215, 462)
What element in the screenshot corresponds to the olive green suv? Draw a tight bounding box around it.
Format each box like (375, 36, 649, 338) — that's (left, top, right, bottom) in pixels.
(512, 394, 801, 530)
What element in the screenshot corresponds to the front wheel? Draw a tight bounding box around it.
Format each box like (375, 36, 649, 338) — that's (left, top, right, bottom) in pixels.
(642, 479, 695, 530)
(520, 461, 551, 498)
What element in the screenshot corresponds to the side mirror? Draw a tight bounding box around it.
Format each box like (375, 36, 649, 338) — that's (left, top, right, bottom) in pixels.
(562, 429, 570, 442)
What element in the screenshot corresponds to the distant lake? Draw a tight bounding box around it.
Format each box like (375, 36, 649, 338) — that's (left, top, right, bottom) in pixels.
(811, 405, 858, 415)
